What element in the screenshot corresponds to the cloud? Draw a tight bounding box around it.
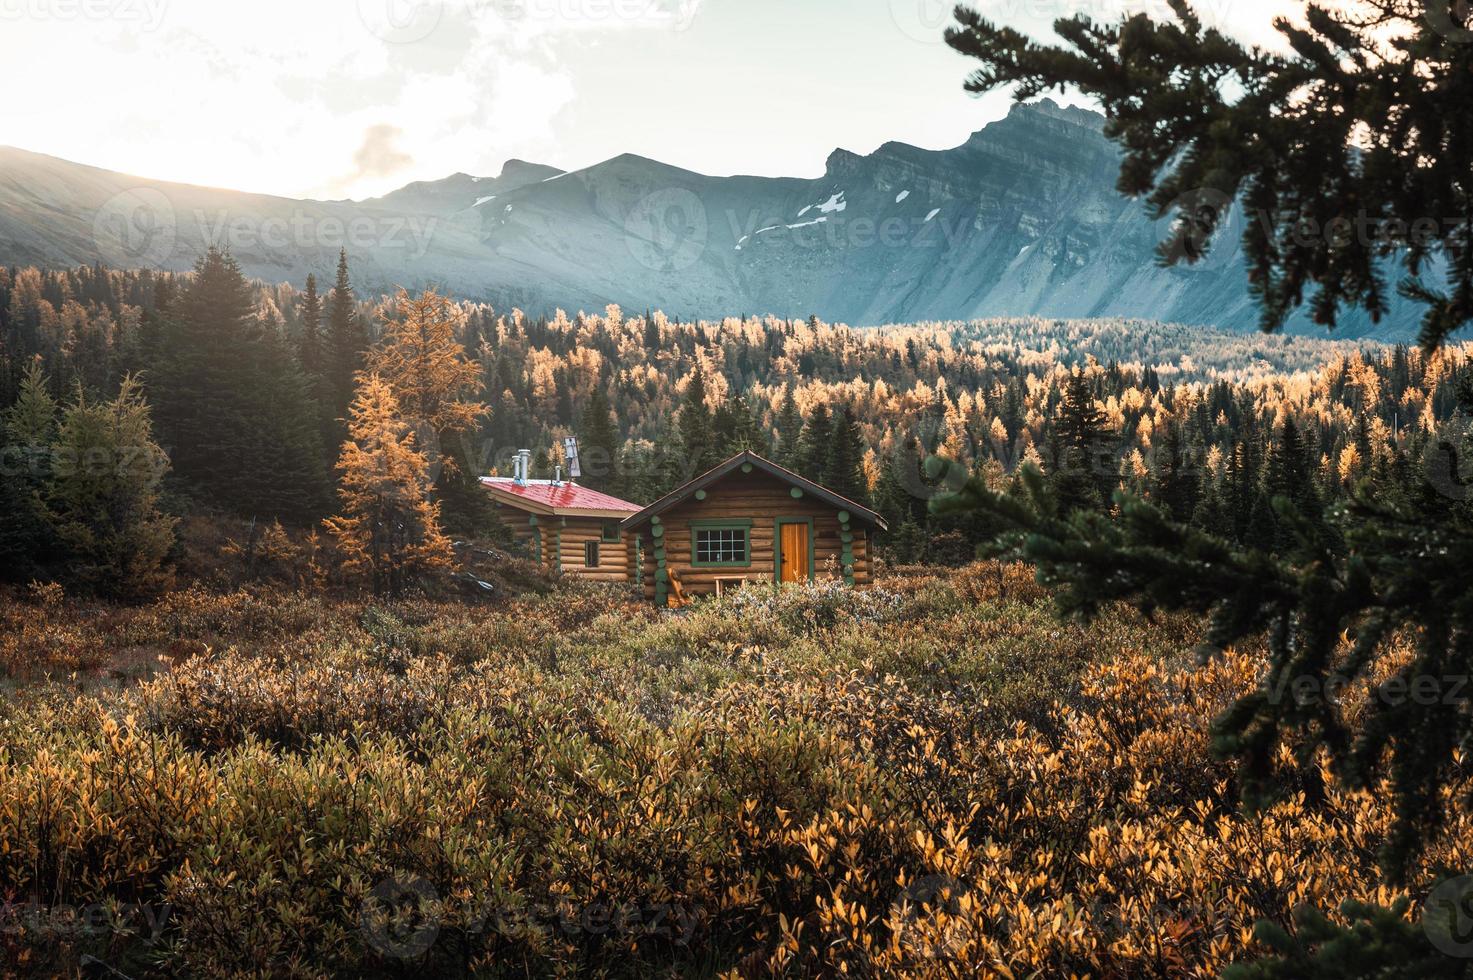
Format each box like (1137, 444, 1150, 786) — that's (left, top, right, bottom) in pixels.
(351, 124, 415, 182)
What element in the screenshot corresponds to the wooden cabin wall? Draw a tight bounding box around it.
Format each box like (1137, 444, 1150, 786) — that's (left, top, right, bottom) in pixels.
(639, 471, 874, 602)
(553, 518, 630, 583)
(636, 528, 658, 601)
(504, 517, 544, 566)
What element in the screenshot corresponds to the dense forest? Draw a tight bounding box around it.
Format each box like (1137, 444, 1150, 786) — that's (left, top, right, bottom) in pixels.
(2, 253, 1471, 592)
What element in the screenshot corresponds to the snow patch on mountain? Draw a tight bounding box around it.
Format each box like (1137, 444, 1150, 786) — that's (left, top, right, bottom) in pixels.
(816, 192, 846, 214)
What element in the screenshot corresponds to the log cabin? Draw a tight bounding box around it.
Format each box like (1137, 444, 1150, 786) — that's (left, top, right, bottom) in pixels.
(621, 450, 888, 606)
(480, 450, 641, 583)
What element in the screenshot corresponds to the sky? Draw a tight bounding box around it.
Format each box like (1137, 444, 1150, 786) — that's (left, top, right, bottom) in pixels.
(0, 0, 1304, 200)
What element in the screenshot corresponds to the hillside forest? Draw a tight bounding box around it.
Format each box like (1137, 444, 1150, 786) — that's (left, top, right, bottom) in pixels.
(2, 250, 1472, 595)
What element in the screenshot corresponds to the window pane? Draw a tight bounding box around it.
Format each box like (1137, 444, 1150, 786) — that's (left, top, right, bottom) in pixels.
(695, 528, 746, 563)
(584, 541, 600, 567)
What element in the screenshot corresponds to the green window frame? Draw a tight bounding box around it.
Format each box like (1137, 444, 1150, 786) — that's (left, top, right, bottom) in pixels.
(601, 521, 621, 543)
(584, 540, 600, 567)
(691, 520, 752, 567)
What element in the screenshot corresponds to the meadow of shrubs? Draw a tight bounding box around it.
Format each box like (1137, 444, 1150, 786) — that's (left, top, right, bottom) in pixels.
(2, 547, 1470, 978)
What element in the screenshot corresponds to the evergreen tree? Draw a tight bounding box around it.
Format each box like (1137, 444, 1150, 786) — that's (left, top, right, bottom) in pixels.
(152, 248, 328, 522)
(1151, 420, 1199, 523)
(299, 273, 323, 382)
(937, 0, 1473, 895)
(825, 402, 870, 504)
(576, 384, 621, 493)
(946, 0, 1473, 348)
(774, 385, 803, 467)
(671, 367, 718, 484)
(43, 376, 176, 598)
(327, 249, 367, 424)
(325, 373, 453, 596)
(874, 438, 930, 557)
(1051, 370, 1115, 513)
(642, 310, 660, 350)
(151, 247, 254, 498)
(714, 388, 767, 458)
(0, 361, 58, 578)
(1264, 417, 1317, 515)
(796, 402, 832, 484)
(888, 518, 927, 565)
(245, 316, 333, 521)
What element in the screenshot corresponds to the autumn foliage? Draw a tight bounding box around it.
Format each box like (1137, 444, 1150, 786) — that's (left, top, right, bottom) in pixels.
(324, 373, 452, 594)
(1, 565, 1469, 977)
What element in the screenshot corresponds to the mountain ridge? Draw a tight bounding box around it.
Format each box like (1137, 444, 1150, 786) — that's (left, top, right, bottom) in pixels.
(0, 103, 1424, 339)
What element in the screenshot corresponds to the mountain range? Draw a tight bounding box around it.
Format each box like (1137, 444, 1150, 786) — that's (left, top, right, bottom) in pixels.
(0, 100, 1422, 339)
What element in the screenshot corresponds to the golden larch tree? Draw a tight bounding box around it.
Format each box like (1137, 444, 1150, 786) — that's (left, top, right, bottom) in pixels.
(365, 288, 485, 452)
(325, 373, 452, 595)
(365, 288, 492, 531)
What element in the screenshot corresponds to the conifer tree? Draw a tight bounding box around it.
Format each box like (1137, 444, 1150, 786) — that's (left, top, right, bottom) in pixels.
(642, 311, 660, 351)
(874, 438, 925, 532)
(576, 384, 621, 493)
(714, 388, 766, 458)
(43, 376, 176, 598)
(0, 361, 58, 578)
(365, 289, 484, 435)
(1151, 420, 1199, 523)
(299, 273, 323, 382)
(888, 518, 927, 565)
(946, 0, 1473, 348)
(151, 247, 255, 496)
(245, 314, 333, 521)
(1264, 417, 1318, 520)
(937, 0, 1473, 900)
(6, 359, 56, 447)
(365, 288, 490, 533)
(672, 367, 718, 484)
(774, 385, 803, 466)
(325, 373, 453, 595)
(1050, 370, 1115, 512)
(152, 248, 329, 521)
(825, 402, 870, 504)
(797, 402, 832, 484)
(327, 249, 367, 424)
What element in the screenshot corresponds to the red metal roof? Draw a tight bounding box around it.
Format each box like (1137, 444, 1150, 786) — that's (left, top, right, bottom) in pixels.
(479, 478, 641, 516)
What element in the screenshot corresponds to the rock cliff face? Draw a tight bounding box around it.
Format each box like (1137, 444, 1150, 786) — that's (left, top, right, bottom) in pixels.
(0, 102, 1424, 338)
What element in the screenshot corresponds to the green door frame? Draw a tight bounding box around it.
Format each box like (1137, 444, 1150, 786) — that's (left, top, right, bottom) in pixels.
(774, 517, 815, 584)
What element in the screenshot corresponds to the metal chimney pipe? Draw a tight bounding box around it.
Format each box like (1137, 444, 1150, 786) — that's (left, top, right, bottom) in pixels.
(516, 449, 531, 485)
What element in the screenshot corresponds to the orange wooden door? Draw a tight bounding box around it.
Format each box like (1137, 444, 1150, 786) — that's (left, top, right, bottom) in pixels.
(779, 522, 809, 583)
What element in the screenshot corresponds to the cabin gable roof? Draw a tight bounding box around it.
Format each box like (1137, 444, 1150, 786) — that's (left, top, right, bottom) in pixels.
(620, 451, 888, 531)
